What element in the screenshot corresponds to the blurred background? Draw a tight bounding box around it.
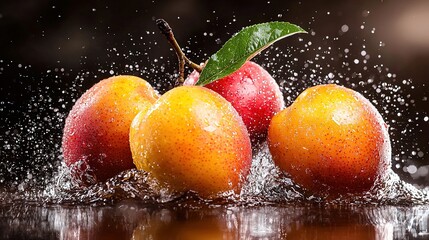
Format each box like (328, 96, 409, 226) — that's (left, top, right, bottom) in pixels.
(0, 0, 428, 187)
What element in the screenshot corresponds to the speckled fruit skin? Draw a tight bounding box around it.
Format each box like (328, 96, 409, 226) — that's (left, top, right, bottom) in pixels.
(184, 61, 284, 143)
(130, 86, 252, 197)
(62, 75, 158, 185)
(268, 84, 391, 196)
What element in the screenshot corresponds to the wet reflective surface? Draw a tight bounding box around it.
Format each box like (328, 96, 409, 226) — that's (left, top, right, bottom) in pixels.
(1, 201, 429, 240)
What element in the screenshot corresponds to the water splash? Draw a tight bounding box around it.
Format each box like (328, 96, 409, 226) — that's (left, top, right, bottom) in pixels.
(0, 141, 428, 206)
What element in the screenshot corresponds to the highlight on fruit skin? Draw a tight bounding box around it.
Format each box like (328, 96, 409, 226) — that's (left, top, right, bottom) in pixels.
(62, 75, 159, 185)
(130, 85, 252, 197)
(268, 84, 392, 197)
(184, 61, 285, 143)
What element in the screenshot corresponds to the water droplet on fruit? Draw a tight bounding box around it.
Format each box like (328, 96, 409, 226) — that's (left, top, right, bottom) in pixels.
(203, 125, 217, 132)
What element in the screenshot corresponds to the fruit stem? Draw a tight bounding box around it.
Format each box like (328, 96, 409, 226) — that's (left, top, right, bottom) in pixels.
(156, 19, 203, 86)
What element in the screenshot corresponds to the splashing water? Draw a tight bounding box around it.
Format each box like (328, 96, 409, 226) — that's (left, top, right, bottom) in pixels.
(0, 142, 428, 206)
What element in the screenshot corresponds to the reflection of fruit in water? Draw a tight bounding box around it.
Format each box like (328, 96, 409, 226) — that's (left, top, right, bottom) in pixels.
(130, 86, 252, 197)
(287, 223, 377, 239)
(185, 61, 284, 143)
(132, 218, 228, 240)
(286, 206, 387, 240)
(268, 84, 391, 196)
(60, 207, 134, 239)
(174, 221, 226, 240)
(132, 209, 235, 240)
(62, 75, 158, 184)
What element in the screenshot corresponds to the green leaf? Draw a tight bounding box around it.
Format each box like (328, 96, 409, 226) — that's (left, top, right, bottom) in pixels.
(196, 21, 306, 86)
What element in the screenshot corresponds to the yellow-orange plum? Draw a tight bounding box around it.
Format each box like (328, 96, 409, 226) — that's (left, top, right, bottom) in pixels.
(62, 75, 158, 185)
(130, 86, 252, 197)
(268, 84, 391, 196)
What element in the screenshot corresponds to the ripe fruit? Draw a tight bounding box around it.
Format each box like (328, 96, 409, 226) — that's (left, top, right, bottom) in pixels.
(130, 86, 252, 197)
(268, 84, 391, 196)
(185, 61, 284, 143)
(62, 75, 159, 185)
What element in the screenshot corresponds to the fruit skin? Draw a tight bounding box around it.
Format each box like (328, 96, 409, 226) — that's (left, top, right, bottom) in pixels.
(184, 61, 284, 143)
(268, 84, 391, 196)
(130, 86, 252, 197)
(62, 75, 159, 184)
